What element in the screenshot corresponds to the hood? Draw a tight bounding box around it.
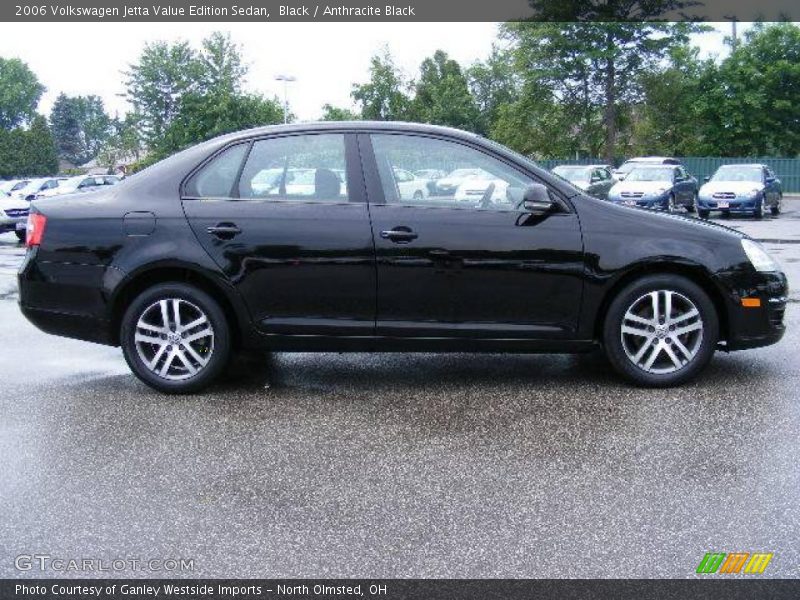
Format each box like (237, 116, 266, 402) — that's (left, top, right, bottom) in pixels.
(700, 181, 763, 196)
(611, 180, 672, 194)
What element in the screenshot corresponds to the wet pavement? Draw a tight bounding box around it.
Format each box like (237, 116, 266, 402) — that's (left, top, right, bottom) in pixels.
(0, 203, 798, 578)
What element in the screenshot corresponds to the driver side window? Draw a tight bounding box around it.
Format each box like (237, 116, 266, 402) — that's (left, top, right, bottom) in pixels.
(370, 134, 536, 210)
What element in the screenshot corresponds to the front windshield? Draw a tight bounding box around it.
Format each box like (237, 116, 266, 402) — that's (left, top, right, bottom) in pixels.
(553, 166, 592, 182)
(711, 166, 763, 182)
(18, 179, 47, 195)
(616, 162, 645, 175)
(625, 167, 674, 182)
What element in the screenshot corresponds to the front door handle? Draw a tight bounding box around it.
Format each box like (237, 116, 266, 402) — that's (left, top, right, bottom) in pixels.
(380, 227, 418, 243)
(206, 223, 242, 239)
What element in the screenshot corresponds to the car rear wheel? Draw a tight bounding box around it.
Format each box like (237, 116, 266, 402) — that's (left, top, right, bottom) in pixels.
(603, 275, 718, 387)
(120, 283, 231, 393)
(698, 209, 710, 219)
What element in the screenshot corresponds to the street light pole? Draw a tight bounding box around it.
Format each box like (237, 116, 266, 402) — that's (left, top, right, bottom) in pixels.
(274, 74, 296, 124)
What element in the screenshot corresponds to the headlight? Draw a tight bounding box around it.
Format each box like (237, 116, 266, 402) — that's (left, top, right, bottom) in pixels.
(741, 239, 779, 272)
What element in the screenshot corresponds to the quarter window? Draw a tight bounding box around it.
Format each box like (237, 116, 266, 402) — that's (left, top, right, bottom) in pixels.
(185, 143, 249, 198)
(370, 134, 536, 210)
(238, 134, 348, 202)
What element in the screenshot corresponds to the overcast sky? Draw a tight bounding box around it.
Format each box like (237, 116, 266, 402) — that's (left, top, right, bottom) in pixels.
(0, 22, 746, 122)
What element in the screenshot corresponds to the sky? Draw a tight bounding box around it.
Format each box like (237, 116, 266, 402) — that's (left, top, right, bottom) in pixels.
(0, 22, 747, 122)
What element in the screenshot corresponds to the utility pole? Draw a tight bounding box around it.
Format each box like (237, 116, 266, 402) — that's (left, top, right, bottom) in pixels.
(274, 74, 296, 124)
(724, 16, 739, 52)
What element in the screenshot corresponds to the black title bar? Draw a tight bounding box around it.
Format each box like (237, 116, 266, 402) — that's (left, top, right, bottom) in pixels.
(3, 0, 800, 22)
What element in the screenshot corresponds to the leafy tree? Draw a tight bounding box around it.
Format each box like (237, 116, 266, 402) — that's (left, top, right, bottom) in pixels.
(410, 50, 480, 132)
(124, 40, 202, 145)
(320, 104, 360, 121)
(467, 46, 520, 135)
(199, 32, 247, 96)
(50, 93, 111, 165)
(154, 92, 284, 159)
(502, 21, 701, 160)
(352, 50, 412, 121)
(698, 23, 800, 156)
(0, 58, 45, 130)
(96, 112, 145, 171)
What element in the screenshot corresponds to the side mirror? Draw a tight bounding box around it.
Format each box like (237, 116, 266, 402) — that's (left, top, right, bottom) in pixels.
(522, 183, 555, 214)
(703, 176, 710, 183)
(766, 176, 776, 183)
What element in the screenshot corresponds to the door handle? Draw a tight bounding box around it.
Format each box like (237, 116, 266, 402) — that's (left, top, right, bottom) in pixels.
(380, 227, 418, 243)
(206, 223, 242, 238)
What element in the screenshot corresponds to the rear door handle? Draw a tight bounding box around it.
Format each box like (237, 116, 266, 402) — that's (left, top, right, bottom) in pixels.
(380, 228, 418, 243)
(206, 223, 242, 239)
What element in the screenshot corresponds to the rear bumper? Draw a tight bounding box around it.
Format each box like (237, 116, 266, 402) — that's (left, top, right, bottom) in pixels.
(18, 249, 118, 346)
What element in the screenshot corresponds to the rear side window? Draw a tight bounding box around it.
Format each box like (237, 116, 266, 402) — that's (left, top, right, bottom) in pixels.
(237, 134, 348, 202)
(184, 143, 249, 198)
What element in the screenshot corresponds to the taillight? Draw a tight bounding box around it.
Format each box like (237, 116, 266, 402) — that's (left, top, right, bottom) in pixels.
(26, 213, 47, 248)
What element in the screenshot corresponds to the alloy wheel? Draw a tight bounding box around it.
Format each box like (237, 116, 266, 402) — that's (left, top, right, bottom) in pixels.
(620, 290, 704, 375)
(134, 298, 215, 381)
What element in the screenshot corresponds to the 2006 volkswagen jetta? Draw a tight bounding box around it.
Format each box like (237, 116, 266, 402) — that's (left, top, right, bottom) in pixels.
(18, 122, 787, 393)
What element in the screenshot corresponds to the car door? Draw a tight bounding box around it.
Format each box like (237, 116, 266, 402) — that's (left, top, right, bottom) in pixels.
(181, 132, 376, 337)
(361, 132, 585, 340)
(764, 167, 779, 207)
(674, 166, 692, 206)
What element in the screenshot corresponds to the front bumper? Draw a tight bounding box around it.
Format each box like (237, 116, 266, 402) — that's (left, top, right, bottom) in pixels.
(610, 194, 669, 210)
(719, 270, 788, 350)
(698, 196, 760, 213)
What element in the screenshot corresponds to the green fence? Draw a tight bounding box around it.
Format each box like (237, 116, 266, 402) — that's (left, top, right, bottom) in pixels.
(538, 157, 800, 193)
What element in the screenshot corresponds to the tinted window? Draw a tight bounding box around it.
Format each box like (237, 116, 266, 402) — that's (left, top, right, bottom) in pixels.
(371, 134, 535, 210)
(238, 134, 347, 202)
(185, 143, 249, 198)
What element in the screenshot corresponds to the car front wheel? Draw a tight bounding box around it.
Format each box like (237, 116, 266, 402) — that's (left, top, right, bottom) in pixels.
(686, 193, 697, 213)
(753, 197, 764, 219)
(603, 275, 719, 387)
(771, 195, 782, 216)
(120, 283, 232, 393)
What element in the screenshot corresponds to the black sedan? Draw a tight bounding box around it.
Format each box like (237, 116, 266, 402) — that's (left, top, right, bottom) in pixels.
(18, 122, 787, 393)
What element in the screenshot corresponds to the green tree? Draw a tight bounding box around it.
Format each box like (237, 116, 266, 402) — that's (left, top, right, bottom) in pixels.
(320, 104, 360, 121)
(410, 50, 480, 131)
(199, 31, 247, 96)
(502, 21, 701, 160)
(50, 93, 111, 165)
(352, 50, 412, 121)
(467, 45, 520, 135)
(0, 57, 45, 130)
(699, 23, 800, 156)
(154, 92, 284, 160)
(18, 115, 58, 176)
(124, 40, 201, 145)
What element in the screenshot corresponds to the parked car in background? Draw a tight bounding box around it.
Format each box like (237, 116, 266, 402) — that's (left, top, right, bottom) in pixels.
(0, 193, 30, 241)
(13, 177, 67, 201)
(613, 157, 681, 180)
(552, 164, 615, 200)
(19, 122, 786, 393)
(393, 168, 429, 200)
(697, 164, 782, 219)
(37, 174, 121, 199)
(434, 168, 492, 196)
(414, 169, 446, 180)
(454, 175, 510, 205)
(0, 179, 31, 196)
(608, 165, 697, 212)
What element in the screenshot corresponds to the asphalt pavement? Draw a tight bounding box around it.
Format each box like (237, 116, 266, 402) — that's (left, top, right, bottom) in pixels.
(0, 202, 798, 579)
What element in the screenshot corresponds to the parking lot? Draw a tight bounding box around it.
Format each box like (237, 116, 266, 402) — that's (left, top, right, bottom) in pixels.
(0, 203, 798, 579)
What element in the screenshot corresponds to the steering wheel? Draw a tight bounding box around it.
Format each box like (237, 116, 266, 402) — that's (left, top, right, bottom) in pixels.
(479, 183, 496, 209)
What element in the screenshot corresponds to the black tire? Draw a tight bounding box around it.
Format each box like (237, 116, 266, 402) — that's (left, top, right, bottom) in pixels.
(412, 190, 424, 200)
(666, 193, 676, 213)
(686, 193, 697, 213)
(753, 197, 764, 219)
(120, 283, 232, 393)
(698, 209, 710, 219)
(602, 274, 719, 387)
(15, 229, 26, 242)
(771, 195, 781, 216)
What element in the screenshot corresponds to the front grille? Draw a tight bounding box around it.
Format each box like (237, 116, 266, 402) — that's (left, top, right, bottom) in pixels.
(620, 191, 645, 198)
(4, 208, 28, 218)
(712, 192, 736, 199)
